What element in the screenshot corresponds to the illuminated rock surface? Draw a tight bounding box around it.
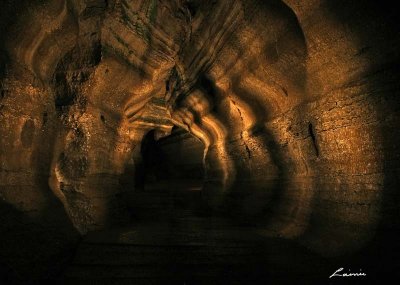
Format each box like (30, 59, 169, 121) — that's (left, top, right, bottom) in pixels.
(0, 0, 399, 283)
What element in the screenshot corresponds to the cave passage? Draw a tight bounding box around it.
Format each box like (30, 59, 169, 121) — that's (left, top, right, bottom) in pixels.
(129, 126, 206, 221)
(1, 0, 399, 284)
(135, 127, 205, 191)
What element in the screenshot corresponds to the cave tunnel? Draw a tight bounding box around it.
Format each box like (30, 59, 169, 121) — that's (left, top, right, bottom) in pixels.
(135, 127, 205, 190)
(1, 0, 400, 284)
(129, 126, 206, 221)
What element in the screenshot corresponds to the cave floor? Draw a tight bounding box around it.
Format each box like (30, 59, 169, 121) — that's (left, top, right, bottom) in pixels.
(59, 181, 384, 285)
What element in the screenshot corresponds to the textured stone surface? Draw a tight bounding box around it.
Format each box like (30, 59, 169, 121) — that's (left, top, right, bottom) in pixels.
(1, 0, 400, 283)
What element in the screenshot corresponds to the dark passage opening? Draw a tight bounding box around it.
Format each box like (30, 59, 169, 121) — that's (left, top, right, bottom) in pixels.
(135, 127, 205, 189)
(130, 126, 205, 221)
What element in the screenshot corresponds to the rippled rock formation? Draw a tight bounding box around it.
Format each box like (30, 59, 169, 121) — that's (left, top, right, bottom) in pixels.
(1, 0, 399, 283)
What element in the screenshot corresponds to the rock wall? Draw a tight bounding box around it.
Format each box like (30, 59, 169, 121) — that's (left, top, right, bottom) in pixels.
(0, 0, 399, 280)
(167, 0, 400, 255)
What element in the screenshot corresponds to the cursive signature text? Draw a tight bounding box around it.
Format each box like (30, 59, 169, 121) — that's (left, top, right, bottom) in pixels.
(329, 267, 366, 278)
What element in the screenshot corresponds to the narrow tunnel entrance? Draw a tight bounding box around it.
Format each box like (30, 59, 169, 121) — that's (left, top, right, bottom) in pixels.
(134, 129, 170, 190)
(130, 126, 205, 221)
(136, 126, 205, 189)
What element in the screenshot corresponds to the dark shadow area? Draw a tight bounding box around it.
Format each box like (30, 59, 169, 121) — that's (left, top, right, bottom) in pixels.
(136, 128, 205, 189)
(129, 127, 205, 222)
(139, 129, 171, 186)
(0, 199, 79, 285)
